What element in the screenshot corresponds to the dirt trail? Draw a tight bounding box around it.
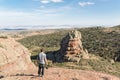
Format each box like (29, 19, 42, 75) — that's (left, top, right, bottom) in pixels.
(1, 67, 120, 80)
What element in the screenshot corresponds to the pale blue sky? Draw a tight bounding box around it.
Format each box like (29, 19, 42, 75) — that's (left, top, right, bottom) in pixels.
(0, 0, 120, 27)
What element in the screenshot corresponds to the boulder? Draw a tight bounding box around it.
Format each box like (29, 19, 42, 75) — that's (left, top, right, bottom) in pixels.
(55, 30, 89, 62)
(60, 30, 83, 55)
(0, 38, 35, 74)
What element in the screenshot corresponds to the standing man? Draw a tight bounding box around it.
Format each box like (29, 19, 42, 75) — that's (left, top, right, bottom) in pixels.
(37, 48, 48, 77)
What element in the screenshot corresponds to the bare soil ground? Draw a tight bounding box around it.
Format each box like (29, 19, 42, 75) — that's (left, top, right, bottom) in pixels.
(1, 67, 120, 80)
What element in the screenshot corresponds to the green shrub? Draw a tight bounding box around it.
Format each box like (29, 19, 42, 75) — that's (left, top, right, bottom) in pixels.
(0, 36, 8, 39)
(0, 44, 3, 48)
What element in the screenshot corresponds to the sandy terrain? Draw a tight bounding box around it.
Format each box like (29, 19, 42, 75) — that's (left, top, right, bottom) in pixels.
(1, 67, 120, 80)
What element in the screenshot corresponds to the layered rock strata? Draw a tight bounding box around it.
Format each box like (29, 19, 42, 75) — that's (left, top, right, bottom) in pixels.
(55, 30, 89, 62)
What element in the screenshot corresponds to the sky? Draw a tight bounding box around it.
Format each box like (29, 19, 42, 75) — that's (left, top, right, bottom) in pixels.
(0, 0, 120, 27)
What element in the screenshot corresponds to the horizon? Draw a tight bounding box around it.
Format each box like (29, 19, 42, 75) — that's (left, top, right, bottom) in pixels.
(0, 24, 119, 30)
(0, 0, 120, 27)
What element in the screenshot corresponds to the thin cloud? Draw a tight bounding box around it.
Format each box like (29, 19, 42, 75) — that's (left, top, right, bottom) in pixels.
(35, 6, 71, 14)
(51, 0, 63, 3)
(0, 10, 58, 26)
(34, 0, 63, 4)
(78, 2, 95, 7)
(41, 0, 50, 3)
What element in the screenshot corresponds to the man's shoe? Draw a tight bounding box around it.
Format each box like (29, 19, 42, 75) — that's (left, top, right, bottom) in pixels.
(38, 74, 40, 77)
(41, 75, 44, 77)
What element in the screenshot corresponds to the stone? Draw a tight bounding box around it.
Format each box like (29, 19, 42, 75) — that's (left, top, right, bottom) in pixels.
(55, 30, 89, 62)
(0, 38, 35, 74)
(60, 30, 83, 55)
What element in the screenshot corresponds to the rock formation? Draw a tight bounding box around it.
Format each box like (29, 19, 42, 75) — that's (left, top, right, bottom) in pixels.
(0, 38, 35, 74)
(60, 30, 83, 55)
(55, 30, 89, 62)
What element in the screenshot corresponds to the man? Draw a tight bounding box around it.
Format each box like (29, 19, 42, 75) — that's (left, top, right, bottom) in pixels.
(37, 48, 48, 77)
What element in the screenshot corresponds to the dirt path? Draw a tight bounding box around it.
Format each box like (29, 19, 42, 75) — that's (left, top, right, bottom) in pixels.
(1, 67, 120, 80)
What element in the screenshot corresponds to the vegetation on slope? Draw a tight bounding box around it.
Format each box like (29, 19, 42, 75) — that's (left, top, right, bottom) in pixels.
(78, 27, 120, 60)
(53, 59, 120, 77)
(18, 26, 120, 77)
(18, 30, 69, 55)
(18, 26, 120, 60)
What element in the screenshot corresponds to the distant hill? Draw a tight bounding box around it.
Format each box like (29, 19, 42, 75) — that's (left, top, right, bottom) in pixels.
(0, 28, 27, 31)
(113, 25, 120, 28)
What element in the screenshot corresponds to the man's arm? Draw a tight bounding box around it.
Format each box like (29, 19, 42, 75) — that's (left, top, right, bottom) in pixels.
(44, 54, 48, 65)
(44, 56, 48, 69)
(43, 54, 48, 69)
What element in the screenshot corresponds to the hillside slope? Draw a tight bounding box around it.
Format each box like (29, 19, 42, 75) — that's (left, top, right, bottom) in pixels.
(18, 26, 120, 60)
(17, 26, 120, 77)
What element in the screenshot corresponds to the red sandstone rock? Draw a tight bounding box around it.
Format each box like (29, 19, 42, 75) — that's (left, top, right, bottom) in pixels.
(55, 30, 89, 62)
(60, 30, 83, 55)
(0, 38, 35, 74)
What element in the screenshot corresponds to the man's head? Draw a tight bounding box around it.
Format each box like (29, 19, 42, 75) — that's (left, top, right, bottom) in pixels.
(41, 48, 44, 52)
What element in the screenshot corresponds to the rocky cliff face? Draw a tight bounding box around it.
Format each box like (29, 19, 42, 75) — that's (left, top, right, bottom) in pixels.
(60, 30, 83, 55)
(54, 30, 89, 62)
(0, 38, 35, 74)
